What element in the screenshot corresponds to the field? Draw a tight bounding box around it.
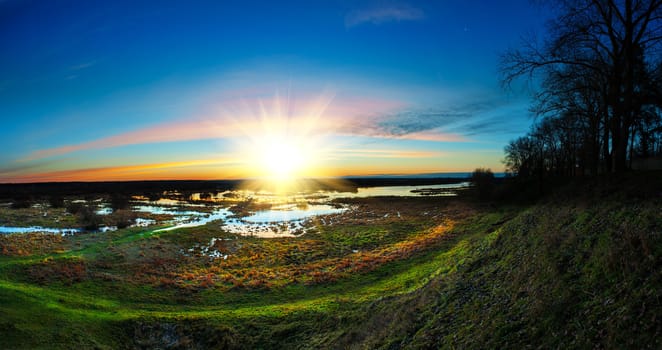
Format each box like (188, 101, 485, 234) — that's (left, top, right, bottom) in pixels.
(0, 185, 499, 348)
(1, 175, 660, 349)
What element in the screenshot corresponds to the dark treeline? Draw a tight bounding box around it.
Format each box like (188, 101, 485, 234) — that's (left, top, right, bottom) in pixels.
(0, 180, 241, 201)
(339, 177, 468, 187)
(0, 177, 469, 201)
(502, 0, 662, 178)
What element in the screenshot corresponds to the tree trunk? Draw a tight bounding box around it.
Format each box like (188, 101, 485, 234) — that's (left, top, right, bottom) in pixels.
(603, 112, 611, 174)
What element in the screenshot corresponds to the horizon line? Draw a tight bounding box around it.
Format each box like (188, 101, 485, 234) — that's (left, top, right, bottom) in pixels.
(0, 171, 506, 185)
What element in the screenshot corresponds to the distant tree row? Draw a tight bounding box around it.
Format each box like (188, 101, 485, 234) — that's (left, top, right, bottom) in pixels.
(502, 0, 662, 177)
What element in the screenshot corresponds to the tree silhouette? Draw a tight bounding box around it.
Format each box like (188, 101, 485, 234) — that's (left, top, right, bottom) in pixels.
(471, 168, 495, 199)
(502, 0, 662, 175)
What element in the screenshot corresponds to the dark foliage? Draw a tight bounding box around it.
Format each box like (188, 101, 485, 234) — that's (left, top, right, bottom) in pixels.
(198, 192, 212, 200)
(48, 195, 64, 208)
(502, 0, 662, 177)
(144, 192, 162, 201)
(109, 210, 136, 229)
(10, 198, 31, 209)
(65, 202, 84, 215)
(79, 206, 102, 231)
(471, 168, 495, 200)
(110, 194, 130, 211)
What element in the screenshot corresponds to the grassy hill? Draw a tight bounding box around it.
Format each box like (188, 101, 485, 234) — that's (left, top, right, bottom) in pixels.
(0, 173, 660, 349)
(334, 174, 662, 349)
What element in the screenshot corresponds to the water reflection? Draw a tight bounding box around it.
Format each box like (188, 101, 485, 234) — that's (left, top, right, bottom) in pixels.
(2, 182, 468, 237)
(221, 204, 346, 238)
(334, 182, 470, 198)
(154, 209, 231, 232)
(0, 226, 81, 235)
(0, 225, 123, 235)
(242, 204, 345, 223)
(143, 204, 345, 237)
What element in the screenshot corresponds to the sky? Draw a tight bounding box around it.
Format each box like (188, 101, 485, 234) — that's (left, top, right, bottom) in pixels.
(0, 0, 549, 183)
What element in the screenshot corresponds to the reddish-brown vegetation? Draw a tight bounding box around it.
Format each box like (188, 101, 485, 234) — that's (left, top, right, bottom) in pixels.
(0, 233, 65, 257)
(28, 257, 88, 285)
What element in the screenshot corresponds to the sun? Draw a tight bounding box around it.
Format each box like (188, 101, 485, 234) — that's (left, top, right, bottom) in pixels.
(242, 135, 316, 194)
(260, 138, 306, 180)
(241, 124, 323, 192)
(226, 89, 341, 193)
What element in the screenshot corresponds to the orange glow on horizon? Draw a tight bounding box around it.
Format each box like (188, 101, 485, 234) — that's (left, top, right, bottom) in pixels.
(0, 161, 481, 184)
(1, 148, 505, 183)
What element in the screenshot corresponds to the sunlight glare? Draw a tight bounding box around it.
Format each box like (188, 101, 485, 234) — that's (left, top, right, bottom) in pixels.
(260, 138, 306, 180)
(226, 90, 339, 194)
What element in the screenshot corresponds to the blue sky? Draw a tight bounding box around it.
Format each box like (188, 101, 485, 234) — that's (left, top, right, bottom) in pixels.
(0, 0, 548, 182)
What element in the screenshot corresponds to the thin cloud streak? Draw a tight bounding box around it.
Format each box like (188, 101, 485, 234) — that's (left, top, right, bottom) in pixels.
(69, 61, 96, 71)
(396, 130, 465, 142)
(25, 120, 232, 161)
(0, 158, 241, 183)
(333, 148, 444, 158)
(345, 4, 424, 28)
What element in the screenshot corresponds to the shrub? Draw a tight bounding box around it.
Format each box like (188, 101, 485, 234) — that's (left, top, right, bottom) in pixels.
(471, 168, 495, 200)
(48, 195, 65, 208)
(78, 205, 102, 230)
(66, 202, 86, 215)
(110, 209, 137, 229)
(199, 192, 212, 200)
(28, 257, 88, 285)
(10, 195, 31, 209)
(110, 194, 130, 211)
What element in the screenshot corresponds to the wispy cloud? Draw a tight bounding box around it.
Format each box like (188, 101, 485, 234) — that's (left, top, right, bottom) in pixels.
(361, 96, 533, 142)
(455, 117, 527, 137)
(341, 100, 506, 142)
(375, 110, 469, 136)
(24, 120, 223, 160)
(0, 160, 57, 178)
(338, 120, 466, 142)
(345, 3, 424, 28)
(396, 130, 465, 142)
(69, 61, 96, 71)
(334, 148, 444, 158)
(64, 61, 96, 80)
(0, 158, 241, 183)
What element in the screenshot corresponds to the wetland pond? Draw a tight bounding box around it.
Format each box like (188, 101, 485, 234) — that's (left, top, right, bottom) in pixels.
(0, 182, 469, 237)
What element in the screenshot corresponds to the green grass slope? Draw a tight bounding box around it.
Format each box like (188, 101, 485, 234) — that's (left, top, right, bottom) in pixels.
(336, 174, 662, 349)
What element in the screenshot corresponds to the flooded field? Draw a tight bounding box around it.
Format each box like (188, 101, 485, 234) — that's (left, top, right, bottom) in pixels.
(0, 182, 468, 237)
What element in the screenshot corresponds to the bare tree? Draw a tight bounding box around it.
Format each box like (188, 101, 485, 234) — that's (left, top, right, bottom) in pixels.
(502, 0, 662, 173)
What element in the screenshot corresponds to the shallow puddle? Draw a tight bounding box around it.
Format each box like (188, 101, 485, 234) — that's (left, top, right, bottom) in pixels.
(154, 209, 231, 232)
(0, 226, 81, 235)
(221, 204, 346, 238)
(242, 204, 346, 223)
